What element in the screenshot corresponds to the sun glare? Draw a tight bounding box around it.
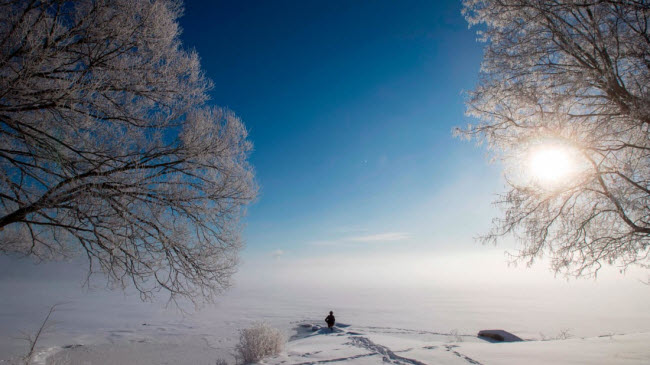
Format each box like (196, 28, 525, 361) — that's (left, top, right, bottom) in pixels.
(528, 146, 575, 186)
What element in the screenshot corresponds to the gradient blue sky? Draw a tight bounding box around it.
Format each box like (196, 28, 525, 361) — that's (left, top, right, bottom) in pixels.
(177, 0, 503, 261)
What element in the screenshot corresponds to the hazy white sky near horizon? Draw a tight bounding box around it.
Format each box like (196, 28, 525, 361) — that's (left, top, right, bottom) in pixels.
(2, 249, 649, 349)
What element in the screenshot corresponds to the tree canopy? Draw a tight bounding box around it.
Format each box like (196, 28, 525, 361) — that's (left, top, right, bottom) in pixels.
(0, 0, 256, 302)
(461, 0, 650, 276)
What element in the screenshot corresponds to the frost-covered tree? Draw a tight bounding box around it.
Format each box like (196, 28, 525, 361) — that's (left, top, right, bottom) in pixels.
(0, 0, 257, 302)
(460, 0, 650, 276)
(235, 322, 284, 364)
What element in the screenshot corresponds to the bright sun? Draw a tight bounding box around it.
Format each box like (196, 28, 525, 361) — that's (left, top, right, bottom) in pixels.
(528, 146, 575, 185)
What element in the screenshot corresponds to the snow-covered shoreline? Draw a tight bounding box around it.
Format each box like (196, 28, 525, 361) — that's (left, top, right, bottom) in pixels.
(3, 258, 650, 364)
(28, 322, 650, 365)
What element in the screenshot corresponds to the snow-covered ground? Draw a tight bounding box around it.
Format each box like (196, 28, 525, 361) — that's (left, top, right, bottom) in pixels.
(2, 255, 650, 364)
(2, 285, 649, 365)
(269, 323, 650, 365)
(23, 321, 650, 365)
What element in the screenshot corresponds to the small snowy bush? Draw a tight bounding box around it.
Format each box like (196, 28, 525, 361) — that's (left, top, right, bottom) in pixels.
(556, 329, 573, 340)
(449, 329, 463, 343)
(235, 322, 284, 364)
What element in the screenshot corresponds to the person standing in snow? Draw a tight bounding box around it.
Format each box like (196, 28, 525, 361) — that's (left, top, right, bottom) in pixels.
(325, 311, 335, 331)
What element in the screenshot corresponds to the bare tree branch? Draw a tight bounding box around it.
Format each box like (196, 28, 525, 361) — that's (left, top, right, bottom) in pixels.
(0, 0, 257, 303)
(20, 303, 63, 365)
(461, 0, 650, 277)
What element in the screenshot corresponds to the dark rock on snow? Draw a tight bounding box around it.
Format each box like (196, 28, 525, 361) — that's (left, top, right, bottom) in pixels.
(478, 329, 523, 342)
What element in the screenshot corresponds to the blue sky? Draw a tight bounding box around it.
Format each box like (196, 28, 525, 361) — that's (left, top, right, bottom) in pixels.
(178, 0, 503, 260)
(0, 0, 517, 304)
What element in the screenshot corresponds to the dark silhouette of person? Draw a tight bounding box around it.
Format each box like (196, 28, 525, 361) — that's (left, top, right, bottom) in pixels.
(325, 311, 335, 331)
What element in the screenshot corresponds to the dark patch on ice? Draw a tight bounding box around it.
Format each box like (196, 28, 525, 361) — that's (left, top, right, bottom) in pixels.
(316, 327, 345, 335)
(300, 350, 323, 357)
(291, 324, 346, 341)
(62, 344, 83, 349)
